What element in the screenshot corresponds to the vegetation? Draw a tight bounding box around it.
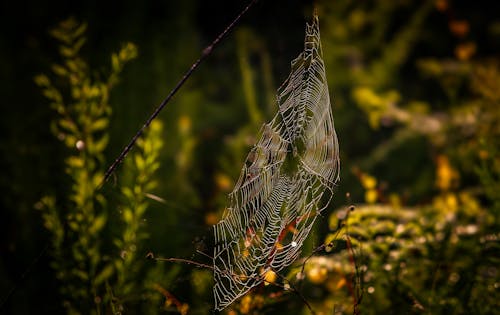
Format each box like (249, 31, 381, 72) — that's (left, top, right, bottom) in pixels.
(1, 1, 499, 314)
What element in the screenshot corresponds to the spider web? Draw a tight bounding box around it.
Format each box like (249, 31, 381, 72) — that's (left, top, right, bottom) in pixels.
(213, 15, 340, 310)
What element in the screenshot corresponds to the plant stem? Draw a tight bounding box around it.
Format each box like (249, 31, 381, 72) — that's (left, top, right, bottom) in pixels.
(100, 0, 260, 187)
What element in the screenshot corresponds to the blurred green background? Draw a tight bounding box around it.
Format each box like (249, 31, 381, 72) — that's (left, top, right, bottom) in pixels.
(1, 0, 499, 314)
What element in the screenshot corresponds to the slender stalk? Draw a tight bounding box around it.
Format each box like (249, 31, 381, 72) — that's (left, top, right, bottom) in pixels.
(100, 0, 259, 187)
(154, 257, 214, 270)
(155, 255, 317, 314)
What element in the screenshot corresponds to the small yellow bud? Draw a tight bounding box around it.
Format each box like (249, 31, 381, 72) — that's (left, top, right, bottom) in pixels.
(445, 193, 458, 213)
(204, 212, 219, 226)
(307, 266, 328, 284)
(179, 303, 189, 315)
(435, 155, 459, 191)
(240, 295, 252, 314)
(365, 189, 378, 204)
(263, 269, 277, 285)
(361, 174, 377, 189)
(275, 242, 283, 250)
(215, 173, 232, 191)
(455, 42, 476, 61)
(336, 277, 347, 289)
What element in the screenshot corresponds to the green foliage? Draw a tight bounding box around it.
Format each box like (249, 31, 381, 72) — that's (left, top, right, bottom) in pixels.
(317, 201, 498, 315)
(113, 120, 164, 310)
(34, 18, 168, 314)
(317, 0, 433, 89)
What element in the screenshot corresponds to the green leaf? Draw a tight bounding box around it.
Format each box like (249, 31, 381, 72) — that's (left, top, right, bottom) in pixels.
(90, 214, 107, 234)
(66, 156, 84, 168)
(136, 204, 147, 217)
(90, 118, 109, 132)
(60, 45, 74, 58)
(43, 88, 63, 103)
(134, 154, 145, 170)
(73, 269, 89, 281)
(88, 134, 109, 154)
(64, 135, 77, 148)
(122, 187, 134, 200)
(68, 221, 79, 232)
(72, 22, 87, 39)
(49, 29, 69, 43)
(95, 193, 106, 208)
(118, 42, 138, 62)
(58, 118, 77, 133)
(123, 209, 133, 223)
(111, 54, 120, 71)
(94, 264, 114, 286)
(145, 180, 158, 192)
(65, 59, 79, 72)
(52, 64, 68, 77)
(34, 74, 51, 87)
(72, 37, 86, 53)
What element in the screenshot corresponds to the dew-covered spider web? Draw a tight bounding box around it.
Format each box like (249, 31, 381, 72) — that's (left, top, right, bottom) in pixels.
(213, 15, 340, 310)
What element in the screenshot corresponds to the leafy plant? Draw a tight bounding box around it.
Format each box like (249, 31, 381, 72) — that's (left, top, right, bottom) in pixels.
(34, 18, 167, 314)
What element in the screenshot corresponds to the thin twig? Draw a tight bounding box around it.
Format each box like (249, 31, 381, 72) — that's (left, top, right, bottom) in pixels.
(154, 254, 316, 313)
(343, 205, 364, 315)
(298, 223, 344, 290)
(99, 0, 259, 188)
(274, 272, 316, 315)
(196, 249, 214, 260)
(155, 257, 214, 270)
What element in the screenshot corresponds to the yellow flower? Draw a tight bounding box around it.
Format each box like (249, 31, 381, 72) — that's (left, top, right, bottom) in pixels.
(307, 266, 328, 284)
(433, 193, 458, 213)
(215, 173, 232, 191)
(361, 174, 377, 189)
(352, 87, 386, 128)
(239, 295, 252, 314)
(150, 119, 162, 132)
(455, 42, 476, 61)
(204, 212, 219, 226)
(336, 277, 347, 289)
(435, 155, 459, 191)
(365, 189, 378, 204)
(263, 269, 277, 286)
(353, 87, 384, 109)
(179, 303, 189, 315)
(275, 242, 283, 251)
(445, 193, 458, 212)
